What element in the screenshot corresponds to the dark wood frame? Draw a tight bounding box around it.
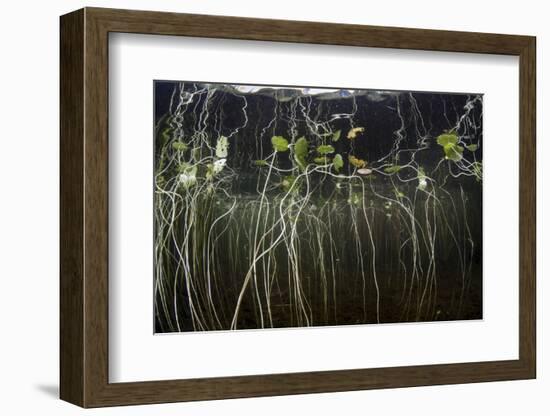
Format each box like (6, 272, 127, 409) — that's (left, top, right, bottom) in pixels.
(60, 7, 536, 408)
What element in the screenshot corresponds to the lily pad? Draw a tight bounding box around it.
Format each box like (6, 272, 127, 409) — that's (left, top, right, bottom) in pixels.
(271, 136, 289, 152)
(216, 136, 229, 158)
(347, 127, 365, 140)
(437, 131, 463, 162)
(214, 158, 226, 173)
(314, 156, 330, 165)
(443, 143, 464, 162)
(349, 155, 366, 168)
(316, 144, 335, 155)
(179, 165, 197, 189)
(294, 137, 308, 170)
(254, 160, 268, 167)
(437, 132, 459, 146)
(332, 130, 342, 142)
(333, 154, 344, 172)
(466, 144, 479, 152)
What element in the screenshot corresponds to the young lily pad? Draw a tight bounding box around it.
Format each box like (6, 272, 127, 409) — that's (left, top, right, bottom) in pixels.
(332, 129, 342, 142)
(333, 154, 344, 172)
(384, 165, 402, 174)
(172, 141, 188, 151)
(179, 165, 197, 189)
(466, 144, 479, 152)
(316, 144, 335, 155)
(443, 143, 464, 162)
(437, 132, 459, 146)
(271, 136, 289, 152)
(347, 127, 365, 140)
(314, 156, 330, 165)
(216, 136, 229, 158)
(213, 158, 227, 174)
(348, 155, 366, 168)
(254, 159, 268, 167)
(437, 131, 463, 162)
(294, 136, 308, 170)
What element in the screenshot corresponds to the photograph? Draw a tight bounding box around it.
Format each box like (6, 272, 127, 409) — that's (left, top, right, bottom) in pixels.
(153, 81, 483, 333)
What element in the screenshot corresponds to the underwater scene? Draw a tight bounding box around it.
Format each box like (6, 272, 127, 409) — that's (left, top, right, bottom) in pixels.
(154, 81, 483, 333)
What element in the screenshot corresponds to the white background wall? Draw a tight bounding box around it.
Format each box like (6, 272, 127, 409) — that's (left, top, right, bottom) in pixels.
(0, 0, 546, 414)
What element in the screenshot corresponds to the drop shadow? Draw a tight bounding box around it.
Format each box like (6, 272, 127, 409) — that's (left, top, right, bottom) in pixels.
(35, 384, 59, 399)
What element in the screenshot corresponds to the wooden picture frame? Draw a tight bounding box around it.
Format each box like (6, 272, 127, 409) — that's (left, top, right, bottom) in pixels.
(60, 7, 536, 408)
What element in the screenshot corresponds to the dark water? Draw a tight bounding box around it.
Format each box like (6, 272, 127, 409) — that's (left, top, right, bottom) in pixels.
(153, 81, 483, 333)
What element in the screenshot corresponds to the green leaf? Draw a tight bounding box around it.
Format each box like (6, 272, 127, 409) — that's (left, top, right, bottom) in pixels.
(216, 136, 229, 158)
(443, 143, 464, 162)
(331, 129, 341, 142)
(172, 141, 188, 151)
(436, 131, 464, 162)
(314, 156, 330, 165)
(384, 165, 402, 174)
(316, 144, 335, 155)
(205, 159, 226, 180)
(294, 137, 308, 170)
(271, 136, 289, 152)
(466, 144, 479, 152)
(254, 160, 268, 167)
(333, 154, 343, 172)
(436, 132, 458, 146)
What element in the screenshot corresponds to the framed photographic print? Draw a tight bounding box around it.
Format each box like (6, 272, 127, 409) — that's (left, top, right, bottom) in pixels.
(60, 7, 536, 407)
